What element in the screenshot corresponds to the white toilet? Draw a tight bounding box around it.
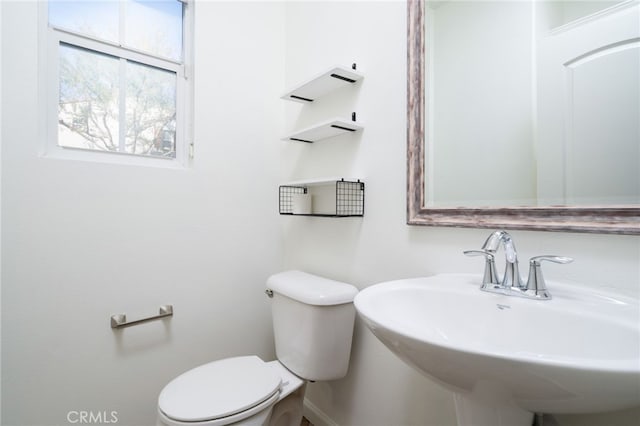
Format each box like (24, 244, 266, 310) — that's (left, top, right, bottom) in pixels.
(157, 270, 358, 426)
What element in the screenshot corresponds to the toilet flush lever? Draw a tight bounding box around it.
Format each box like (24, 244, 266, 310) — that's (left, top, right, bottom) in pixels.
(265, 289, 274, 298)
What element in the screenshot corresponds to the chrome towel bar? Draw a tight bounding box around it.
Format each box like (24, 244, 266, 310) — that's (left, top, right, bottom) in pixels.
(110, 305, 173, 329)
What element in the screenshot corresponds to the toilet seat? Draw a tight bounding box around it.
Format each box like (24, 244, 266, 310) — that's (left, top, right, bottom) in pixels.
(158, 356, 282, 424)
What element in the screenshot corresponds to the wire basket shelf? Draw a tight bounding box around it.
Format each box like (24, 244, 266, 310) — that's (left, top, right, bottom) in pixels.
(279, 179, 365, 217)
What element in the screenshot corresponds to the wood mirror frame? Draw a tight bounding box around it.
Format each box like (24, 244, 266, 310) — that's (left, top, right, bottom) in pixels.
(406, 0, 640, 235)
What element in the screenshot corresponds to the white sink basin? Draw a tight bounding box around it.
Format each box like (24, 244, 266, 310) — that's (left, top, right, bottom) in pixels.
(354, 273, 640, 425)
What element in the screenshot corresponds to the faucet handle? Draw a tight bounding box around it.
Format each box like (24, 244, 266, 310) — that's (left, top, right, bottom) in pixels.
(525, 255, 574, 300)
(464, 250, 500, 286)
(530, 255, 574, 265)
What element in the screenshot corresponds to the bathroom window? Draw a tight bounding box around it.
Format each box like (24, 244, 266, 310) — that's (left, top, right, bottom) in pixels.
(42, 0, 192, 166)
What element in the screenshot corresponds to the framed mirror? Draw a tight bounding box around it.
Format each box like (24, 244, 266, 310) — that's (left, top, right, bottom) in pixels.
(407, 0, 640, 234)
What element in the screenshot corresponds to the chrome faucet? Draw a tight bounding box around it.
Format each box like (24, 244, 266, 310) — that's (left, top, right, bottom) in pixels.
(465, 231, 573, 300)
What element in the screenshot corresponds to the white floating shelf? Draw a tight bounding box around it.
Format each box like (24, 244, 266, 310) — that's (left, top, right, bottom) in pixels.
(281, 65, 364, 103)
(280, 177, 362, 187)
(282, 118, 364, 143)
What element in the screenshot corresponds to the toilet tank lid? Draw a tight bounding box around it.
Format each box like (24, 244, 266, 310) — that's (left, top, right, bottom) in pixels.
(267, 270, 358, 306)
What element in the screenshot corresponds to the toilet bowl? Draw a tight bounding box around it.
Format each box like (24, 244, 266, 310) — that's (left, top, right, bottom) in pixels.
(158, 356, 305, 426)
(157, 271, 358, 426)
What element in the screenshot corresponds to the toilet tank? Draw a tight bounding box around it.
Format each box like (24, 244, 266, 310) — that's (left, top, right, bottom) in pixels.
(266, 271, 358, 381)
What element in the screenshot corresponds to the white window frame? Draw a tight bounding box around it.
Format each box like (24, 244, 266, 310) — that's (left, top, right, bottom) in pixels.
(39, 0, 193, 168)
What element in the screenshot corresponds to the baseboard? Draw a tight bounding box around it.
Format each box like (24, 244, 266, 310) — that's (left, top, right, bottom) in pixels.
(303, 398, 339, 426)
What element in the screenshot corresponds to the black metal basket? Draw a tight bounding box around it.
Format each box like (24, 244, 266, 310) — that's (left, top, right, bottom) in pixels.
(279, 179, 365, 217)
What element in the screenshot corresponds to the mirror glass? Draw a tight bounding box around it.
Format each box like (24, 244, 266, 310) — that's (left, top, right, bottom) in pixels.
(423, 0, 639, 208)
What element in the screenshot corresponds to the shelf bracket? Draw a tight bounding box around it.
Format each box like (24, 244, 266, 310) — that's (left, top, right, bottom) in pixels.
(330, 73, 357, 83)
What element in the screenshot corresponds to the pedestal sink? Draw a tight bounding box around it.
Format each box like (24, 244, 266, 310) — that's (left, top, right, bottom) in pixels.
(354, 273, 640, 426)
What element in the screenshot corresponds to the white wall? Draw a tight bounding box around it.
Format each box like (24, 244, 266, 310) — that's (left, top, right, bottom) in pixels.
(1, 1, 284, 425)
(2, 1, 639, 426)
(282, 1, 640, 426)
(0, 0, 3, 421)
